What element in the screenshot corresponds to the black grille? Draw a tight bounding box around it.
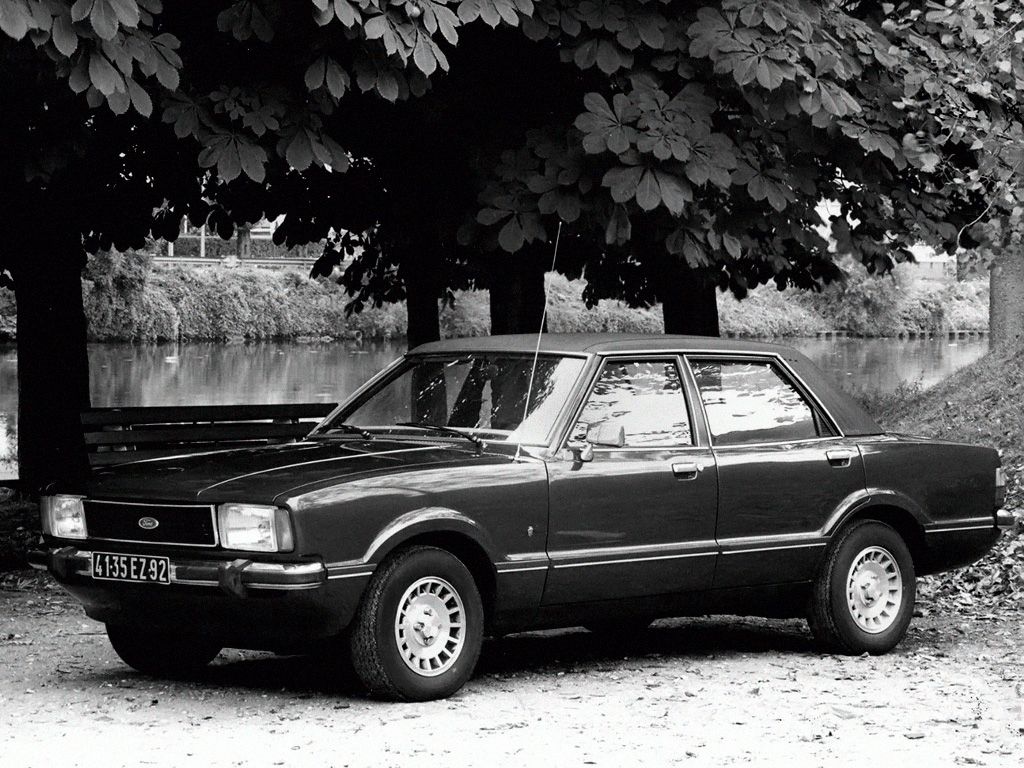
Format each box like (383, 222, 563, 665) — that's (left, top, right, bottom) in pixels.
(84, 500, 216, 546)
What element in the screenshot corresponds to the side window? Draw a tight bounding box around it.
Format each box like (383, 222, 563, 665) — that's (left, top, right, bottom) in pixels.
(572, 359, 693, 448)
(689, 359, 828, 446)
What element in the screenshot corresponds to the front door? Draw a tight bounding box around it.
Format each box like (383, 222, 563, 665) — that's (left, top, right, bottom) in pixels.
(686, 356, 867, 588)
(543, 356, 718, 605)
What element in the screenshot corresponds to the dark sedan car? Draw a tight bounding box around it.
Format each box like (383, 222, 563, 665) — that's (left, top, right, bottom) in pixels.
(32, 334, 1013, 700)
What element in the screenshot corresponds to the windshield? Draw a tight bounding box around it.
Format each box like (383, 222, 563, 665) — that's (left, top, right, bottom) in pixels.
(324, 353, 587, 445)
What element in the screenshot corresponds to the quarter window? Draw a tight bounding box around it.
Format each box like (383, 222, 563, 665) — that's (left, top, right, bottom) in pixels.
(689, 359, 826, 446)
(572, 359, 693, 448)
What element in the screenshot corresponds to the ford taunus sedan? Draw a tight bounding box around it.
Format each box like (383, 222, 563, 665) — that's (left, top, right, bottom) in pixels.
(32, 334, 1012, 700)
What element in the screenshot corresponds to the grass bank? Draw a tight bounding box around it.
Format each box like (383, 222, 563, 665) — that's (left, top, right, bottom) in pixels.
(0, 252, 990, 343)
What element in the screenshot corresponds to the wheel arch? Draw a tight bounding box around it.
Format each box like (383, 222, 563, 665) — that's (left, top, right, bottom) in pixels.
(365, 507, 498, 630)
(833, 504, 927, 570)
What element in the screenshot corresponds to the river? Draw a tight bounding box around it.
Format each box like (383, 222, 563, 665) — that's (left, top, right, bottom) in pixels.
(0, 336, 989, 479)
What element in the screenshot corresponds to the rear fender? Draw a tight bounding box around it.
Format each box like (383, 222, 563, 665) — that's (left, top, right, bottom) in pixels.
(822, 488, 931, 537)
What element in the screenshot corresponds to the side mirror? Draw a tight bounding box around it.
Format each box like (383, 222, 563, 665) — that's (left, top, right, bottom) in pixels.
(586, 422, 626, 448)
(566, 441, 595, 463)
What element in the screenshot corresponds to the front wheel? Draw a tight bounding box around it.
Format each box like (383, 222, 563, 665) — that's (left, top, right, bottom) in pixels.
(809, 520, 916, 655)
(349, 546, 484, 701)
(106, 624, 221, 678)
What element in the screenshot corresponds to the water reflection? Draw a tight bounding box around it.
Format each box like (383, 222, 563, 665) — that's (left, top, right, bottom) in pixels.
(0, 336, 989, 479)
(789, 337, 988, 392)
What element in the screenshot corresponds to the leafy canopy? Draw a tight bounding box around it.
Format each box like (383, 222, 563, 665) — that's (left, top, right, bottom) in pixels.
(1, 0, 1021, 306)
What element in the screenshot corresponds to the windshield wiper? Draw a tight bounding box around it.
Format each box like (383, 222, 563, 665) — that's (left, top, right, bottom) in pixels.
(319, 423, 374, 439)
(395, 421, 484, 454)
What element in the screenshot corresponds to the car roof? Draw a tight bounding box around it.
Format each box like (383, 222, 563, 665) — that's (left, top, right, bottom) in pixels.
(409, 333, 884, 438)
(410, 333, 790, 356)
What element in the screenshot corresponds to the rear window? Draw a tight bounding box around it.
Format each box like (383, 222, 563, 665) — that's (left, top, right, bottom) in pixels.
(689, 359, 829, 446)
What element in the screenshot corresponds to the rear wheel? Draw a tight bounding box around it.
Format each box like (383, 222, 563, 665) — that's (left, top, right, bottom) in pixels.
(106, 624, 221, 678)
(349, 546, 484, 701)
(809, 520, 915, 655)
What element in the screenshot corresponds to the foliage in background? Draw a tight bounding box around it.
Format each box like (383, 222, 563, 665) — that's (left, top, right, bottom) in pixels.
(3, 0, 1019, 311)
(804, 257, 990, 337)
(0, 253, 990, 343)
(456, 0, 1024, 310)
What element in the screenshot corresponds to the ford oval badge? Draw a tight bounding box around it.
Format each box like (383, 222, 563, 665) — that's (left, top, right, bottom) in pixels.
(138, 516, 160, 530)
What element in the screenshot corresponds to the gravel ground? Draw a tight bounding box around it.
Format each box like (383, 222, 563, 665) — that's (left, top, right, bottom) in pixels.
(1, 573, 1021, 768)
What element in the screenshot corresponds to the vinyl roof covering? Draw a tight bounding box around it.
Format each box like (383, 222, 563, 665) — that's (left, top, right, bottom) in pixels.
(410, 333, 883, 437)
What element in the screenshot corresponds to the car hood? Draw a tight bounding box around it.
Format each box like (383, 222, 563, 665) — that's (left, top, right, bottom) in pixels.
(82, 439, 494, 504)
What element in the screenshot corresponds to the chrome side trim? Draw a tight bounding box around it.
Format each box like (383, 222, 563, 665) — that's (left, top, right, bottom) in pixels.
(721, 542, 827, 556)
(549, 539, 718, 562)
(553, 551, 715, 569)
(921, 520, 991, 532)
(326, 571, 375, 580)
(926, 524, 994, 534)
(494, 565, 548, 574)
(543, 535, 830, 570)
(717, 531, 823, 548)
(504, 551, 548, 563)
(707, 437, 847, 449)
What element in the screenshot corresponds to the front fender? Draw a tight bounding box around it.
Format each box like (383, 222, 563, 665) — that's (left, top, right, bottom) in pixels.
(361, 506, 498, 566)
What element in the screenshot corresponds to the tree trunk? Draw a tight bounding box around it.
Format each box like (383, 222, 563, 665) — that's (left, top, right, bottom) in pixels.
(659, 260, 720, 337)
(236, 226, 252, 261)
(400, 242, 442, 351)
(489, 254, 548, 336)
(13, 253, 91, 492)
(989, 248, 1024, 349)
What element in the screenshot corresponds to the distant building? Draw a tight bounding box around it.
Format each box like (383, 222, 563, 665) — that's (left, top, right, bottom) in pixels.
(905, 244, 955, 281)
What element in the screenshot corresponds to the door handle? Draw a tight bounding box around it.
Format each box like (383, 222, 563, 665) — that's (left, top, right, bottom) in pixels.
(826, 449, 855, 467)
(671, 461, 702, 479)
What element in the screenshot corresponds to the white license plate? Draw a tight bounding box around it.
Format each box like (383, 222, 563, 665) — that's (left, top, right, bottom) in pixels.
(91, 552, 170, 585)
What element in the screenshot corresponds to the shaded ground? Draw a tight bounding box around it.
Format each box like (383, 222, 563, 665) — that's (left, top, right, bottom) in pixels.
(1, 573, 1021, 767)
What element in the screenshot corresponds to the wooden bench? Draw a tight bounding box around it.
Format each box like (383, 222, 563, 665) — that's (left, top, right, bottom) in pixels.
(82, 403, 337, 467)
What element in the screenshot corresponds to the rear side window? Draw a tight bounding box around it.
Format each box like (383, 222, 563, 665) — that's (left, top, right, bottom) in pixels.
(688, 359, 829, 446)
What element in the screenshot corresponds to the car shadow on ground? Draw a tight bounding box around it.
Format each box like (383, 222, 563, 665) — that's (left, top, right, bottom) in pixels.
(478, 616, 817, 677)
(78, 616, 823, 698)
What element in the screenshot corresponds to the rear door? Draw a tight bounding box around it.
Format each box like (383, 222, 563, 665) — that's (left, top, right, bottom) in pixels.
(685, 355, 866, 589)
(543, 356, 718, 604)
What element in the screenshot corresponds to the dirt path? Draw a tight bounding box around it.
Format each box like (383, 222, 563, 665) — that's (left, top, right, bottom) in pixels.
(1, 574, 1021, 768)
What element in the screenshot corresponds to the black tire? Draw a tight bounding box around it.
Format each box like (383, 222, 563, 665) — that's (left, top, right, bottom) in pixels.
(349, 546, 484, 701)
(106, 624, 221, 678)
(809, 520, 915, 655)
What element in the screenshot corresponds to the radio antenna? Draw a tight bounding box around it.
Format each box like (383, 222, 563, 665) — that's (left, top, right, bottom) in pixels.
(515, 220, 562, 462)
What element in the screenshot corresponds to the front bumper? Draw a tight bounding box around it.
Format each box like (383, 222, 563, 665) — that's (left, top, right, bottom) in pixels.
(29, 545, 367, 649)
(996, 509, 1017, 530)
(28, 546, 326, 598)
